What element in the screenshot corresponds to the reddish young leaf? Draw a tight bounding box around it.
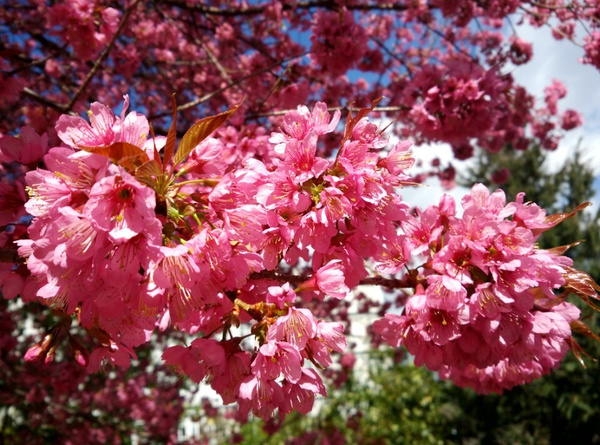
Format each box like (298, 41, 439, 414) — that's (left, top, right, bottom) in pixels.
(571, 319, 600, 342)
(563, 266, 600, 312)
(149, 123, 163, 171)
(79, 142, 150, 173)
(135, 159, 162, 187)
(566, 336, 597, 368)
(532, 202, 591, 236)
(163, 94, 178, 171)
(136, 159, 162, 177)
(340, 97, 383, 148)
(173, 100, 243, 168)
(545, 240, 583, 256)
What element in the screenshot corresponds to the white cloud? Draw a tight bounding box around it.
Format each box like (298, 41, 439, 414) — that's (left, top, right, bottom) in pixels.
(401, 141, 472, 210)
(509, 21, 600, 174)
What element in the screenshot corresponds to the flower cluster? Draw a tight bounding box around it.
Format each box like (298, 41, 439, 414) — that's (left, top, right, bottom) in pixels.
(1, 95, 597, 419)
(310, 9, 369, 77)
(7, 97, 420, 419)
(3, 0, 592, 170)
(237, 307, 345, 418)
(373, 184, 583, 393)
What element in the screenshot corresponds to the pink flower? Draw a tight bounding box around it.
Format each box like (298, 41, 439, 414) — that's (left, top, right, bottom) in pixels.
(561, 109, 583, 130)
(267, 307, 317, 350)
(53, 206, 107, 261)
(56, 95, 148, 149)
(210, 343, 252, 404)
(414, 306, 469, 346)
(425, 275, 467, 311)
(178, 137, 226, 176)
(56, 102, 119, 148)
(491, 168, 510, 185)
(0, 182, 26, 226)
(374, 235, 411, 274)
(253, 341, 303, 384)
(283, 131, 329, 184)
(0, 126, 48, 164)
(299, 259, 349, 300)
(152, 244, 204, 324)
(269, 101, 340, 154)
(238, 374, 284, 420)
(306, 320, 346, 367)
(83, 170, 157, 242)
(24, 169, 72, 217)
(310, 9, 368, 76)
(280, 369, 326, 415)
(380, 140, 414, 176)
(266, 283, 297, 308)
(162, 338, 226, 383)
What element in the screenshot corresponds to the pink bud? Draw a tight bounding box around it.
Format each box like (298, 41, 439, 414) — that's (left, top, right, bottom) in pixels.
(70, 338, 89, 367)
(24, 344, 44, 362)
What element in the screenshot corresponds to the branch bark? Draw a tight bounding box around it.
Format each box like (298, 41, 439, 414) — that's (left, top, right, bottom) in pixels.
(249, 269, 414, 289)
(159, 0, 409, 16)
(64, 0, 142, 112)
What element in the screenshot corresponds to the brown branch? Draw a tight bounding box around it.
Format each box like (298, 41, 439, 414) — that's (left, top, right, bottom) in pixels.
(527, 1, 574, 11)
(249, 270, 414, 289)
(246, 104, 410, 119)
(64, 0, 142, 112)
(149, 53, 308, 119)
(0, 248, 22, 264)
(249, 270, 307, 286)
(21, 88, 70, 114)
(159, 0, 409, 16)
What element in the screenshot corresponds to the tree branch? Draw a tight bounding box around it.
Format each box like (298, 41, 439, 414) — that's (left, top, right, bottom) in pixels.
(21, 88, 70, 114)
(246, 105, 410, 119)
(148, 53, 308, 119)
(64, 0, 142, 112)
(159, 0, 409, 16)
(249, 270, 414, 289)
(0, 248, 22, 264)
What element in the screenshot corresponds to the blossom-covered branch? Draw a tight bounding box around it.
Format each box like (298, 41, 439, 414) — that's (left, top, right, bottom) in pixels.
(1, 96, 598, 420)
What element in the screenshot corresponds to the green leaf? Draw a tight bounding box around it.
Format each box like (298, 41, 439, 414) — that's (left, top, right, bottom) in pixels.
(172, 100, 243, 168)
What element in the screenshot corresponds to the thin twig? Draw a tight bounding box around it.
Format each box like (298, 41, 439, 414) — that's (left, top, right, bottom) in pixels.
(160, 0, 410, 17)
(422, 22, 478, 62)
(21, 88, 70, 114)
(0, 248, 23, 264)
(253, 65, 291, 115)
(249, 269, 414, 289)
(149, 53, 308, 119)
(372, 37, 414, 78)
(65, 0, 142, 112)
(246, 105, 409, 119)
